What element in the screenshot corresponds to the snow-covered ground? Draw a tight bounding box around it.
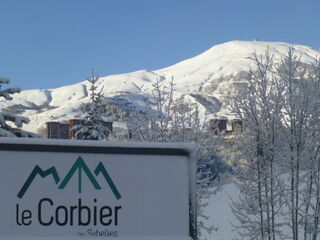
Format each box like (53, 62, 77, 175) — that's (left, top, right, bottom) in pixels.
(202, 183, 239, 240)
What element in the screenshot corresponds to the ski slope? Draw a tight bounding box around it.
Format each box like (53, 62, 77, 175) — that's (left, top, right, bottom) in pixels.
(1, 40, 319, 134)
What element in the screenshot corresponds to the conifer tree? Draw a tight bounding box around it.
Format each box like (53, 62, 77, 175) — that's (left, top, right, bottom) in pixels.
(73, 70, 111, 140)
(0, 77, 39, 137)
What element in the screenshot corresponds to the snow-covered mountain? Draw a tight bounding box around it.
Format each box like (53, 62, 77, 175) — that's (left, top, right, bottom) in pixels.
(2, 40, 319, 134)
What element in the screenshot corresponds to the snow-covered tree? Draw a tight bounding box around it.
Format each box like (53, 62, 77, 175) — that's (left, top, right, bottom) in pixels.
(127, 79, 221, 183)
(304, 58, 320, 240)
(231, 50, 285, 240)
(0, 77, 39, 138)
(73, 70, 111, 140)
(275, 49, 311, 240)
(126, 78, 224, 238)
(278, 53, 320, 240)
(231, 48, 320, 240)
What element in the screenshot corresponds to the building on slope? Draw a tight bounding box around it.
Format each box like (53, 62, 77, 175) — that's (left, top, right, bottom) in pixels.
(45, 119, 113, 140)
(210, 118, 243, 135)
(45, 122, 69, 139)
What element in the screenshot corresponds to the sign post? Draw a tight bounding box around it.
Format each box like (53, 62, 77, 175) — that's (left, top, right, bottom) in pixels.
(0, 138, 197, 240)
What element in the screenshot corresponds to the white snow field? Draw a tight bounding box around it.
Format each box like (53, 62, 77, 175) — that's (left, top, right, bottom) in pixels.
(1, 40, 319, 134)
(202, 183, 239, 240)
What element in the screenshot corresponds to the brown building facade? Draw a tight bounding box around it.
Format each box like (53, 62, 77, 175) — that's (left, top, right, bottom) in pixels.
(46, 122, 69, 139)
(46, 119, 113, 139)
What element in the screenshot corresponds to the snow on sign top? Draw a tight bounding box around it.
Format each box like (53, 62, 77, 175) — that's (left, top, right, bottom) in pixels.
(0, 138, 196, 240)
(0, 137, 195, 152)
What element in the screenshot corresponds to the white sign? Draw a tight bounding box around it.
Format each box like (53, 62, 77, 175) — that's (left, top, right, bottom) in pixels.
(0, 138, 196, 240)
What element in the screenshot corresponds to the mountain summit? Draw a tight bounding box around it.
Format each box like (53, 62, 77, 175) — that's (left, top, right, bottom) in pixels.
(2, 40, 319, 133)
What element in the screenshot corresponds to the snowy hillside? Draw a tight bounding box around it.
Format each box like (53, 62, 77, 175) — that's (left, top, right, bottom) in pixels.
(1, 40, 319, 133)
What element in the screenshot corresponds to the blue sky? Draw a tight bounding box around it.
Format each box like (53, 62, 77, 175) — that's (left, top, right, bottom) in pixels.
(0, 0, 319, 90)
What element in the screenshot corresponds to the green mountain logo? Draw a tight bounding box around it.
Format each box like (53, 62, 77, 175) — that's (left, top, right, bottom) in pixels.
(58, 157, 101, 193)
(17, 156, 121, 200)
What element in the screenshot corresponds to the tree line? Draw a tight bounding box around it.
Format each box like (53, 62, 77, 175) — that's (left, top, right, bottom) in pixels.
(231, 49, 320, 240)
